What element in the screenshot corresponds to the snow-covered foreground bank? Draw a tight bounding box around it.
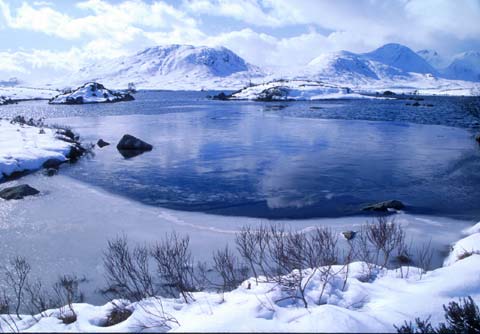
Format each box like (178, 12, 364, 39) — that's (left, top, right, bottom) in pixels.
(0, 120, 73, 179)
(1, 198, 479, 333)
(0, 173, 478, 332)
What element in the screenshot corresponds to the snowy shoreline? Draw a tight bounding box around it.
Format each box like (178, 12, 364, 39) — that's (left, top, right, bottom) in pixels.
(0, 171, 479, 332)
(0, 119, 84, 181)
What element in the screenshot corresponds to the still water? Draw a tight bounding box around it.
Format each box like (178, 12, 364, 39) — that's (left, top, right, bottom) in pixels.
(1, 91, 479, 219)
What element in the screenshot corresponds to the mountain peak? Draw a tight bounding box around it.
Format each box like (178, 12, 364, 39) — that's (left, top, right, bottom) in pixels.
(364, 43, 438, 74)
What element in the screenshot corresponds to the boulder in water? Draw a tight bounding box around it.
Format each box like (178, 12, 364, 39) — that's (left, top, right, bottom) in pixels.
(0, 184, 40, 200)
(362, 200, 405, 212)
(97, 139, 110, 148)
(116, 134, 153, 151)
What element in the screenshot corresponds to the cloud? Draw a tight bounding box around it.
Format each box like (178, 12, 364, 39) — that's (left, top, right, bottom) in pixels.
(0, 0, 479, 81)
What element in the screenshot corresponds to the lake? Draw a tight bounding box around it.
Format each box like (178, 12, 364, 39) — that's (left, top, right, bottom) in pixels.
(1, 91, 480, 220)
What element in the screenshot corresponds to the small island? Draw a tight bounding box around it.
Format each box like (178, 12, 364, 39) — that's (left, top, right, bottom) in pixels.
(49, 82, 134, 104)
(214, 80, 378, 101)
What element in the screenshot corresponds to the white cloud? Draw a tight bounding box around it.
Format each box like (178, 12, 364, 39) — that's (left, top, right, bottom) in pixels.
(0, 0, 478, 81)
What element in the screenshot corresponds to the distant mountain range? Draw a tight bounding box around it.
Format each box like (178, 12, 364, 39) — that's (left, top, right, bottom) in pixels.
(4, 43, 480, 91)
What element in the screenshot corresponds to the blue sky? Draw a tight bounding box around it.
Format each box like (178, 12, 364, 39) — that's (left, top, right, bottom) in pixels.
(0, 0, 479, 78)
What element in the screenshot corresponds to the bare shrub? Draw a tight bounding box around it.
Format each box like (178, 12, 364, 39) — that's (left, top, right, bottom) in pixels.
(235, 225, 270, 285)
(151, 232, 195, 303)
(415, 239, 434, 279)
(212, 245, 249, 293)
(235, 224, 339, 308)
(365, 216, 406, 268)
(24, 280, 56, 318)
(4, 256, 31, 320)
(52, 275, 84, 324)
(102, 301, 133, 327)
(102, 236, 155, 301)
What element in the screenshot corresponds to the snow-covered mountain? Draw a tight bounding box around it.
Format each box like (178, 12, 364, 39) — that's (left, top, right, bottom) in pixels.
(70, 45, 263, 90)
(363, 43, 438, 75)
(443, 51, 480, 82)
(301, 43, 436, 83)
(417, 49, 449, 69)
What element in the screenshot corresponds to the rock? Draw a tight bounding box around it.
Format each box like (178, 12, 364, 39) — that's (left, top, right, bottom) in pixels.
(475, 133, 480, 144)
(44, 168, 58, 177)
(412, 102, 420, 107)
(342, 231, 356, 241)
(362, 200, 405, 212)
(97, 139, 110, 148)
(212, 92, 229, 100)
(0, 184, 40, 200)
(116, 134, 153, 151)
(68, 145, 87, 162)
(383, 90, 396, 96)
(42, 158, 64, 169)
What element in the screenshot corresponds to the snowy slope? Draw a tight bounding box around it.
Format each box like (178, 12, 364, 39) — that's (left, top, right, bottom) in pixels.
(49, 82, 134, 104)
(0, 120, 73, 179)
(296, 44, 480, 96)
(0, 86, 59, 101)
(364, 43, 438, 75)
(443, 51, 480, 82)
(417, 49, 449, 69)
(2, 218, 479, 332)
(70, 45, 263, 90)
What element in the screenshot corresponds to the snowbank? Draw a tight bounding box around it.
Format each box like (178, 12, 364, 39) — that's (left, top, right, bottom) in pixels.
(229, 80, 376, 101)
(2, 213, 479, 332)
(0, 86, 58, 101)
(444, 221, 480, 266)
(49, 82, 134, 104)
(0, 119, 73, 179)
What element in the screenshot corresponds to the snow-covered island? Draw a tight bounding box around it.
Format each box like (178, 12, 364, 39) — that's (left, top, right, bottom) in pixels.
(220, 80, 376, 101)
(0, 118, 84, 180)
(49, 82, 134, 105)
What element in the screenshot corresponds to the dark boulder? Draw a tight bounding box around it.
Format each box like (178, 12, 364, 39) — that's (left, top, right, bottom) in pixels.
(116, 134, 153, 151)
(0, 184, 40, 200)
(383, 90, 396, 96)
(212, 92, 229, 100)
(68, 145, 87, 162)
(44, 168, 58, 177)
(362, 200, 405, 212)
(475, 133, 480, 144)
(342, 231, 356, 241)
(412, 102, 421, 107)
(97, 139, 110, 148)
(42, 158, 64, 169)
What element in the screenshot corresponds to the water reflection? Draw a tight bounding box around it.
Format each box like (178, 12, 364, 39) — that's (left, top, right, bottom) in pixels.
(52, 105, 480, 219)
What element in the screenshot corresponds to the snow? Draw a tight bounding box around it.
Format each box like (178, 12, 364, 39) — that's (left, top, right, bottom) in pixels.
(444, 222, 480, 266)
(49, 82, 133, 104)
(229, 80, 378, 101)
(364, 43, 438, 75)
(0, 86, 58, 101)
(2, 220, 479, 332)
(0, 119, 72, 179)
(417, 49, 449, 69)
(0, 169, 478, 332)
(443, 51, 480, 82)
(64, 45, 263, 90)
(2, 43, 479, 95)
